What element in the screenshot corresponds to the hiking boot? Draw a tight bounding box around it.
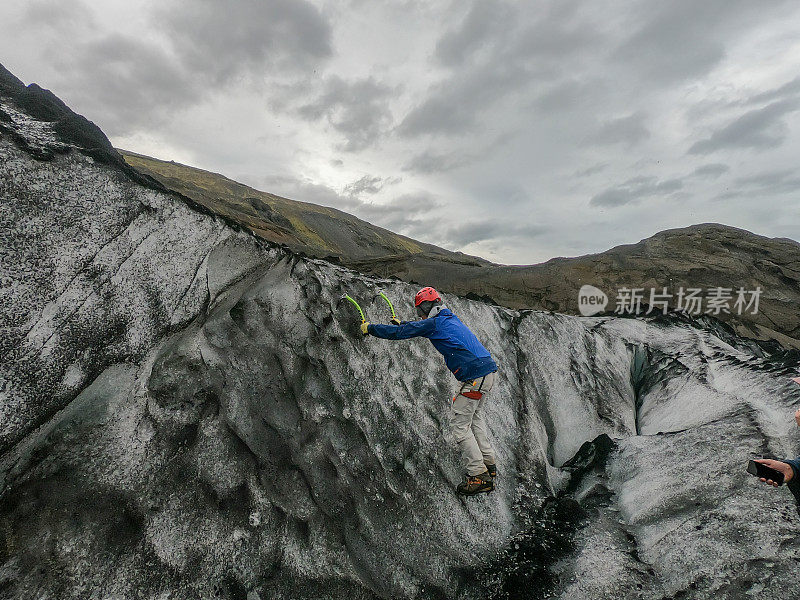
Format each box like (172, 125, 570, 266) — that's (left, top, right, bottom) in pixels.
(485, 463, 497, 478)
(456, 471, 494, 496)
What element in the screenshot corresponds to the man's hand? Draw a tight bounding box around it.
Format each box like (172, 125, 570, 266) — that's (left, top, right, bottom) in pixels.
(794, 408, 800, 427)
(360, 322, 370, 335)
(754, 459, 794, 487)
(390, 317, 401, 325)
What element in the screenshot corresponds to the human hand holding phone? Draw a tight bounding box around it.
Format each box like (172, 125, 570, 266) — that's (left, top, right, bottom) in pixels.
(749, 459, 793, 487)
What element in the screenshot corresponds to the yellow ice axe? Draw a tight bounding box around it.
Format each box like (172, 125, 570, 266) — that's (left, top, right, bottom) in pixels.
(376, 290, 398, 323)
(340, 294, 366, 323)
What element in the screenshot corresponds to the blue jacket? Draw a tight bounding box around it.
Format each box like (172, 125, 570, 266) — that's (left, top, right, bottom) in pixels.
(368, 308, 497, 382)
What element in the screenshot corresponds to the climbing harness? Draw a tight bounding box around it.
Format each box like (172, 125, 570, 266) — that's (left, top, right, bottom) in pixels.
(452, 376, 486, 402)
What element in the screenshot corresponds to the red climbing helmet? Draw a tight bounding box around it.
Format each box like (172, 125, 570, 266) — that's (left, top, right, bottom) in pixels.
(414, 287, 441, 306)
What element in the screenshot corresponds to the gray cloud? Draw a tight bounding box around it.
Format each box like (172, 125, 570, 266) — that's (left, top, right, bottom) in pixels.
(473, 180, 529, 208)
(343, 175, 401, 198)
(62, 34, 196, 136)
(574, 163, 608, 178)
(533, 79, 603, 113)
(23, 0, 95, 30)
(15, 0, 334, 138)
(612, 0, 770, 82)
(157, 0, 332, 85)
(402, 150, 474, 174)
(444, 220, 549, 246)
(399, 1, 603, 137)
(434, 0, 514, 67)
(343, 175, 384, 197)
(590, 176, 684, 207)
(684, 75, 800, 123)
(402, 130, 515, 174)
(257, 174, 359, 211)
(355, 193, 441, 237)
(735, 170, 800, 195)
(689, 99, 800, 154)
(744, 76, 800, 106)
(360, 192, 435, 217)
(398, 61, 527, 136)
(297, 76, 396, 151)
(512, 4, 603, 61)
(590, 113, 650, 146)
(692, 163, 729, 178)
(255, 176, 435, 236)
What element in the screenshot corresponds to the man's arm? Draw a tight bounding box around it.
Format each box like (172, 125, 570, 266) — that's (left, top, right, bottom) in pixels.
(754, 458, 800, 505)
(368, 318, 436, 340)
(783, 458, 800, 503)
(784, 457, 800, 476)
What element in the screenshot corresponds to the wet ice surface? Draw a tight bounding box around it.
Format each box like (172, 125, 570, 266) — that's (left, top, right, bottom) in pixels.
(2, 135, 800, 598)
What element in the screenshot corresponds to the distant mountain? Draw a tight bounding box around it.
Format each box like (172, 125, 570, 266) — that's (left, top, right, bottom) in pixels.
(122, 152, 800, 349)
(119, 150, 490, 269)
(456, 223, 800, 348)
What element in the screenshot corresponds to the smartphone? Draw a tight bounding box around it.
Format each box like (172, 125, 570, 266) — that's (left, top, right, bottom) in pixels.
(747, 460, 785, 485)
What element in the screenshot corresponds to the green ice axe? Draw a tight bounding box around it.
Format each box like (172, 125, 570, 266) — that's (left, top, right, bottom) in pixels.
(340, 294, 366, 323)
(376, 290, 398, 323)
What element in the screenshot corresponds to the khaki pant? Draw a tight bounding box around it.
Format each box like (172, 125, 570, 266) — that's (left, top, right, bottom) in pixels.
(450, 371, 497, 476)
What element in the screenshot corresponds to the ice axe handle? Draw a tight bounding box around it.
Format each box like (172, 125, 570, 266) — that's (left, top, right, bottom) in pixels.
(341, 294, 367, 323)
(377, 291, 398, 322)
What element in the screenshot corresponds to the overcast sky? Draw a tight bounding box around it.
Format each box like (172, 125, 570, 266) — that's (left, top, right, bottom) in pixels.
(2, 0, 800, 264)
